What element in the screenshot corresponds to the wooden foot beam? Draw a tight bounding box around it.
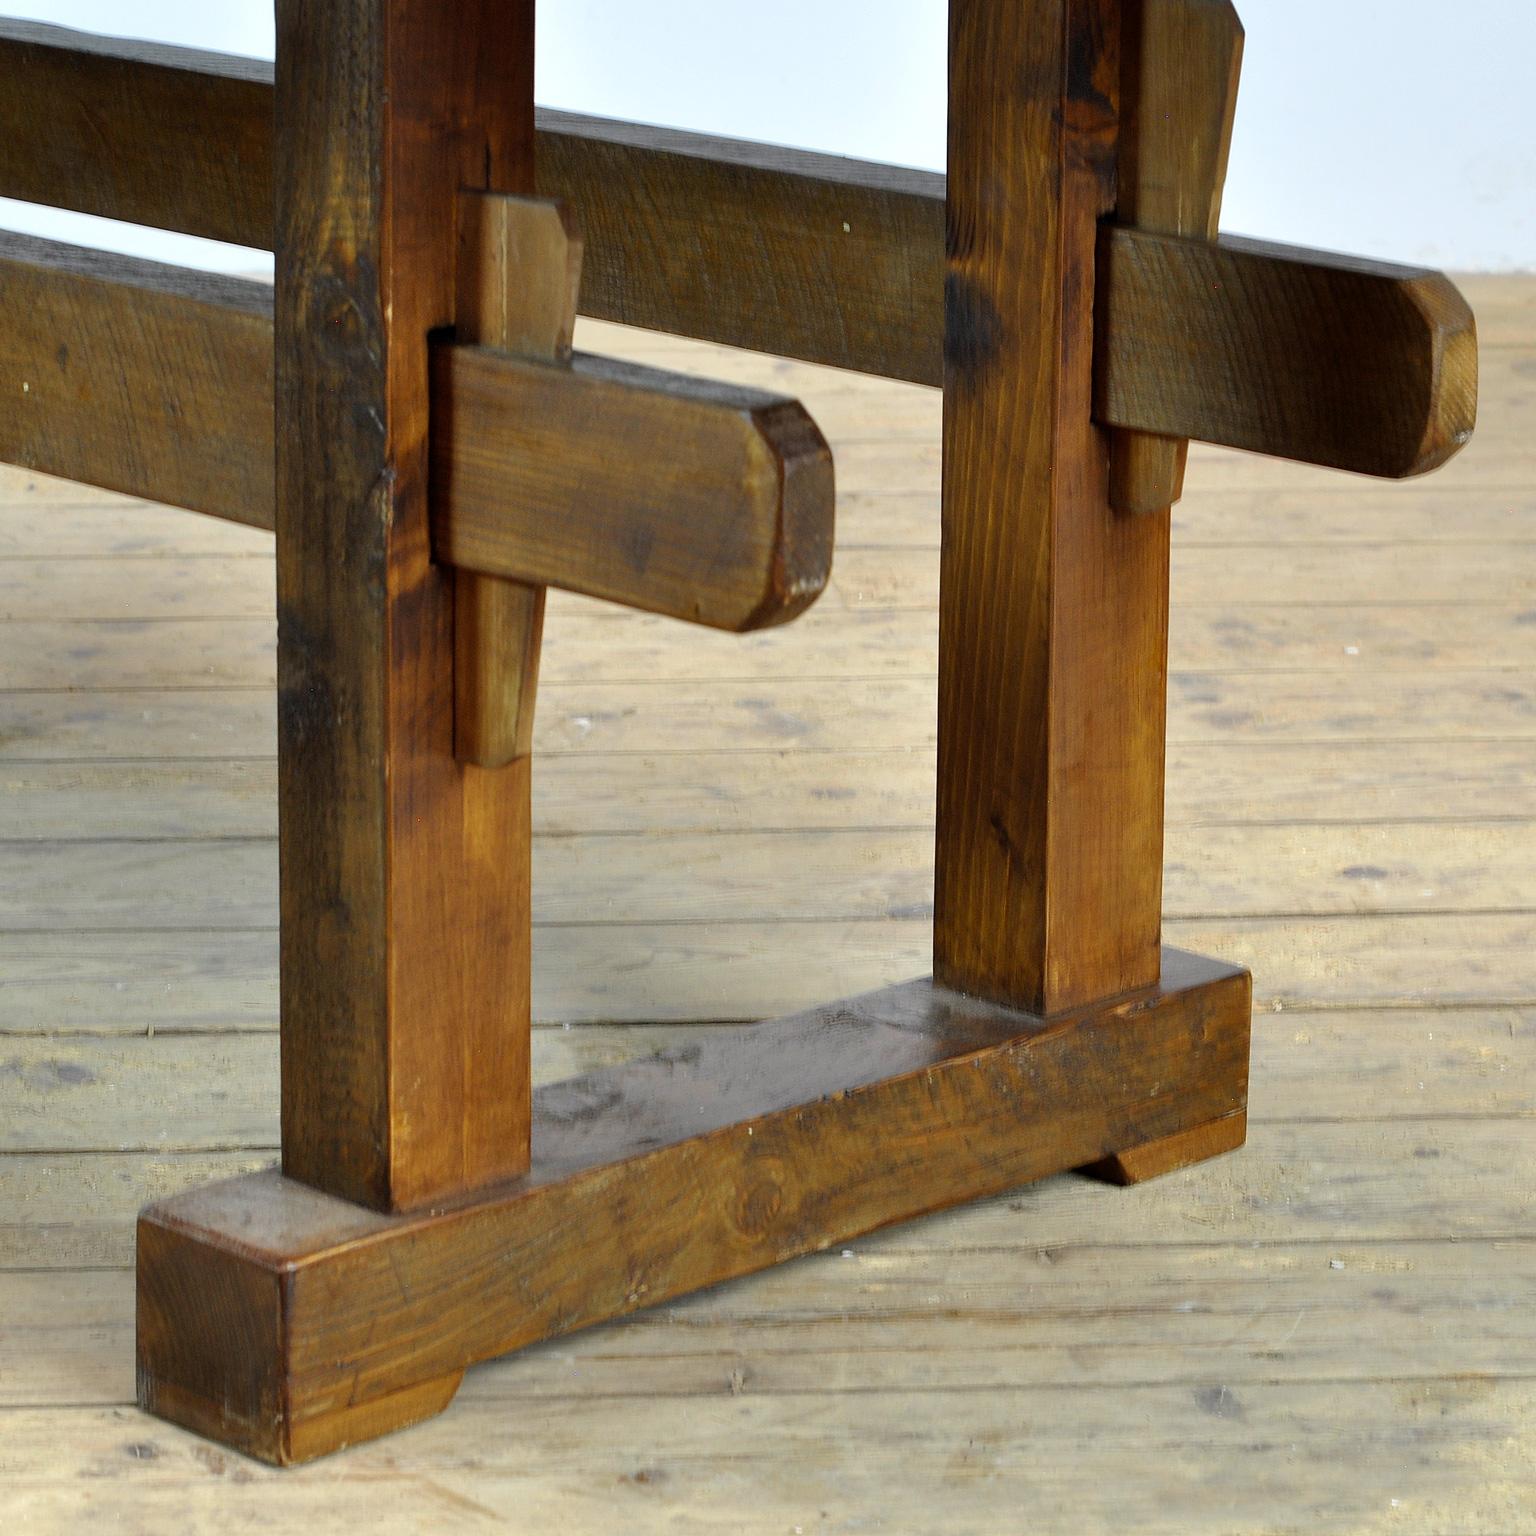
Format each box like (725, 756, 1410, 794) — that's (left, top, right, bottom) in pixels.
(137, 948, 1251, 1465)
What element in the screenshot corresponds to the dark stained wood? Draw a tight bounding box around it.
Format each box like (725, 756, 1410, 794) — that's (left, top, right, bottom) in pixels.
(273, 0, 535, 1212)
(432, 349, 834, 631)
(0, 25, 1477, 482)
(935, 0, 1169, 1015)
(1098, 229, 1480, 479)
(0, 231, 832, 631)
(0, 20, 272, 251)
(533, 112, 944, 383)
(452, 194, 582, 767)
(1110, 0, 1244, 514)
(0, 20, 943, 381)
(138, 949, 1251, 1464)
(0, 232, 273, 527)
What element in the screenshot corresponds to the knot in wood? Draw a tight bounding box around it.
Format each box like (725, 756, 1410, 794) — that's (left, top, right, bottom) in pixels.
(730, 1150, 797, 1239)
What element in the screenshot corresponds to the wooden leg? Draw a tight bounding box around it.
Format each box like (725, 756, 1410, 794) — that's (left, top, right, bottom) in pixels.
(272, 0, 536, 1212)
(1080, 1109, 1248, 1186)
(937, 0, 1169, 1017)
(137, 950, 1249, 1465)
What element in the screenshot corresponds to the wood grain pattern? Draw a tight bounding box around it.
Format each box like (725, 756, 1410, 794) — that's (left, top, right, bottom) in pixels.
(5, 274, 1534, 1525)
(7, 594, 1534, 691)
(0, 234, 832, 629)
(18, 1382, 1536, 1529)
(0, 19, 944, 380)
(0, 20, 272, 250)
(28, 1112, 1536, 1271)
(452, 195, 582, 767)
(0, 229, 1469, 550)
(0, 22, 1476, 482)
(455, 570, 544, 763)
(8, 2, 1479, 1482)
(272, 0, 535, 1212)
(10, 1010, 1531, 1158)
(29, 1226, 1536, 1403)
(432, 349, 834, 630)
(1110, 0, 1243, 514)
(533, 111, 944, 382)
(1098, 229, 1480, 478)
(137, 951, 1250, 1464)
(22, 814, 1536, 937)
(0, 233, 273, 527)
(936, 0, 1168, 1014)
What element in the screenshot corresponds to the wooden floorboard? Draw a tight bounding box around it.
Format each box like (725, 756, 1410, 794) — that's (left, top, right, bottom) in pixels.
(0, 282, 1532, 1532)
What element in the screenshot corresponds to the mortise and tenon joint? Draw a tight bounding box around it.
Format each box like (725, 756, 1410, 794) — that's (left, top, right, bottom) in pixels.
(0, 2, 1476, 1463)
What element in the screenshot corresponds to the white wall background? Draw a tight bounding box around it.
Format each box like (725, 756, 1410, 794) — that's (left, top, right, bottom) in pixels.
(3, 0, 1532, 271)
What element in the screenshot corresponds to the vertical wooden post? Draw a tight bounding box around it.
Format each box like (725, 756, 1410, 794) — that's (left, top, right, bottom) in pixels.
(274, 0, 535, 1211)
(935, 0, 1169, 1016)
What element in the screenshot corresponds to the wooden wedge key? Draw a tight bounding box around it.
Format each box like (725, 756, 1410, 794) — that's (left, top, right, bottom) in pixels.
(1109, 0, 1244, 515)
(453, 193, 583, 767)
(0, 0, 1481, 1468)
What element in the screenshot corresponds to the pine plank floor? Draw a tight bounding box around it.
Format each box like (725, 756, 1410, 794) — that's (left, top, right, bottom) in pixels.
(1, 273, 1533, 1533)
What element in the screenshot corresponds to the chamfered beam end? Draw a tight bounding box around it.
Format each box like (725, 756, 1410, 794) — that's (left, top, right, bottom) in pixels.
(1387, 265, 1480, 478)
(1097, 226, 1479, 480)
(431, 347, 836, 632)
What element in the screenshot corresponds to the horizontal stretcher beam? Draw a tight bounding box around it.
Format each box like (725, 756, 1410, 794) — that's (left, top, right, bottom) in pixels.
(1097, 228, 1477, 480)
(0, 233, 276, 519)
(0, 21, 1475, 479)
(433, 349, 833, 631)
(0, 19, 940, 380)
(0, 230, 831, 631)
